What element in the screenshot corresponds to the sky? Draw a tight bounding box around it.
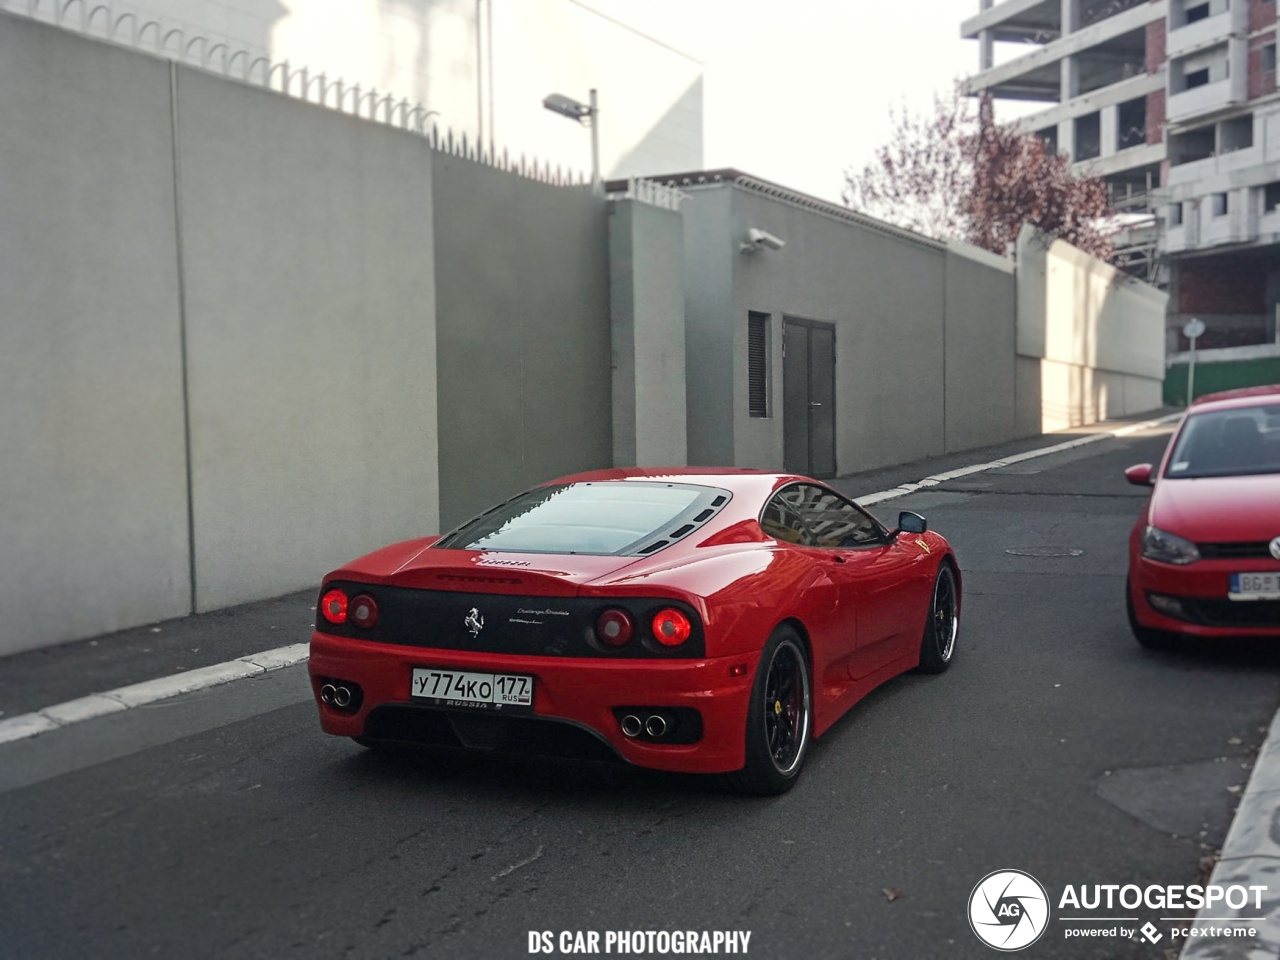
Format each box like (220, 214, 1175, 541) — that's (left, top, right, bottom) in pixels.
(584, 0, 985, 204)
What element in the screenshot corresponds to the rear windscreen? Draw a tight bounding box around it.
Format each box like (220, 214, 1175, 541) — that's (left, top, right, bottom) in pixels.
(434, 481, 729, 556)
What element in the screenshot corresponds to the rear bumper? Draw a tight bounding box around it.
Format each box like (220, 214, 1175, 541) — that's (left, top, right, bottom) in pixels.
(309, 632, 757, 773)
(1129, 556, 1280, 638)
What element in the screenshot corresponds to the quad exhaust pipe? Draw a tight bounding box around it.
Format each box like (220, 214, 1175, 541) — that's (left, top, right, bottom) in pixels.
(644, 715, 667, 738)
(333, 685, 352, 708)
(320, 683, 337, 705)
(620, 714, 643, 738)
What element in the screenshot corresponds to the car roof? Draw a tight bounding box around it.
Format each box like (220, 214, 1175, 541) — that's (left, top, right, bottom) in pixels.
(1190, 384, 1280, 411)
(546, 466, 814, 498)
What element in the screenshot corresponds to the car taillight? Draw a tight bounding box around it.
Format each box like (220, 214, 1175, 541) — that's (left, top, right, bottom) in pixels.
(350, 594, 379, 629)
(320, 588, 348, 624)
(596, 609, 634, 647)
(652, 608, 691, 647)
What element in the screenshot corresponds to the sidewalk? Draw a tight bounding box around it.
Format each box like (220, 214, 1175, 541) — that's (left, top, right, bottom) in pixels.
(1181, 706, 1280, 959)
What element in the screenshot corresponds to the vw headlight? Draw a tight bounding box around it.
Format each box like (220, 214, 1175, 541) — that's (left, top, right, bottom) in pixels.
(1141, 526, 1201, 565)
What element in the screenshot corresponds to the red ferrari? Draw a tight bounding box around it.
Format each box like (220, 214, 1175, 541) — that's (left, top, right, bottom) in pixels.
(309, 469, 960, 794)
(1125, 385, 1280, 647)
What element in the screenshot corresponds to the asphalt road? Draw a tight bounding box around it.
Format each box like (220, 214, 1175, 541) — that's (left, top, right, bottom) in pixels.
(3, 425, 1279, 960)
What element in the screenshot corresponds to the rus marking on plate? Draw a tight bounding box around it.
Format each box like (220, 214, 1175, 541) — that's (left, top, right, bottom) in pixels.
(1004, 546, 1084, 558)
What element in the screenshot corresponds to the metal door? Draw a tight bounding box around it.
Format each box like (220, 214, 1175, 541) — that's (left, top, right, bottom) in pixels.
(782, 319, 836, 478)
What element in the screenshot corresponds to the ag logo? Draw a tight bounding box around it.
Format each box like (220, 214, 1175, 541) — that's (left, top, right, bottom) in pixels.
(968, 869, 1049, 951)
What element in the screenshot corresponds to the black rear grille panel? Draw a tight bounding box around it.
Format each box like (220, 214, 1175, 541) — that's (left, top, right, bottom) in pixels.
(1181, 599, 1280, 629)
(319, 581, 706, 658)
(1198, 542, 1274, 560)
(363, 705, 622, 762)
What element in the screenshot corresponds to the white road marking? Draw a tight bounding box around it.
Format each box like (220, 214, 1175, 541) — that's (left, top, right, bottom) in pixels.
(0, 643, 309, 745)
(39, 694, 128, 725)
(108, 660, 264, 708)
(855, 412, 1181, 507)
(0, 414, 1182, 748)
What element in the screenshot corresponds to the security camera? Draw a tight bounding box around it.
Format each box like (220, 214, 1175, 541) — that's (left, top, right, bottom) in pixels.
(742, 228, 785, 253)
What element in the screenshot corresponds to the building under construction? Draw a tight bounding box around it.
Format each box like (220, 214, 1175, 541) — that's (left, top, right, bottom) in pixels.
(964, 0, 1280, 353)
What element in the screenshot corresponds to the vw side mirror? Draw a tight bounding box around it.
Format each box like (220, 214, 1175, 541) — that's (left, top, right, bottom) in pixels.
(1124, 463, 1154, 486)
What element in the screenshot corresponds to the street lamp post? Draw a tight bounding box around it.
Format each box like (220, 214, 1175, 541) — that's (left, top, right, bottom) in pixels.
(541, 88, 599, 186)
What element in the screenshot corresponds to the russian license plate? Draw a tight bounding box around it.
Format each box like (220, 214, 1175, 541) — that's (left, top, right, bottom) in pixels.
(410, 668, 534, 709)
(1229, 572, 1280, 601)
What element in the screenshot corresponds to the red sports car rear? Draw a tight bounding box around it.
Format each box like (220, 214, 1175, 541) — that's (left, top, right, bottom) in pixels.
(310, 469, 961, 793)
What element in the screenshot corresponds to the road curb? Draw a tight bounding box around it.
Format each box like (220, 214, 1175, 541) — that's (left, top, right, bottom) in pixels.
(1181, 706, 1280, 959)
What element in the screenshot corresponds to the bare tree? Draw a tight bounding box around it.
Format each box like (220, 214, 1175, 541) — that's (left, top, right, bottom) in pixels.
(841, 86, 973, 243)
(843, 88, 1115, 261)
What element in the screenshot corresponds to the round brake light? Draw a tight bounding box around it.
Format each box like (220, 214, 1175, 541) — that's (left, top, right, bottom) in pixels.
(652, 608, 692, 647)
(350, 594, 379, 629)
(596, 609, 634, 648)
(320, 588, 348, 625)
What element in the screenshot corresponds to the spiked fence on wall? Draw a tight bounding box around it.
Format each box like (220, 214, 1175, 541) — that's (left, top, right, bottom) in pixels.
(3, 0, 594, 189)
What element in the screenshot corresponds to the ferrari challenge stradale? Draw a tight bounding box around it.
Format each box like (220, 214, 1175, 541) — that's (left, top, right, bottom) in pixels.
(309, 469, 960, 794)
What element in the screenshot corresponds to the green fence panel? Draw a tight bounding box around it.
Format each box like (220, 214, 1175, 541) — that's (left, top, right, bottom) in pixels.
(1163, 357, 1280, 405)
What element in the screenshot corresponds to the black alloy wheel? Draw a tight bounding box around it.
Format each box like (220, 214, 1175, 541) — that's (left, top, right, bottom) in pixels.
(728, 626, 812, 796)
(918, 562, 959, 673)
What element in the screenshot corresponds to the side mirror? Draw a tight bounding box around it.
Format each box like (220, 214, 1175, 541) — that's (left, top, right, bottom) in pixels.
(897, 511, 928, 535)
(1124, 463, 1154, 486)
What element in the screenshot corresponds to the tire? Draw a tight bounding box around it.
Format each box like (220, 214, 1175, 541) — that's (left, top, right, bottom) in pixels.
(917, 562, 959, 674)
(727, 626, 813, 796)
(1126, 582, 1176, 650)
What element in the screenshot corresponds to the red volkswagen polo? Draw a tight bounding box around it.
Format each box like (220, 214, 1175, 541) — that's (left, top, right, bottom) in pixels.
(1125, 385, 1280, 647)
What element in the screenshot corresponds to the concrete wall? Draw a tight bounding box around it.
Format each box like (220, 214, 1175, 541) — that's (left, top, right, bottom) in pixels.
(944, 242, 1024, 451)
(0, 13, 1170, 655)
(725, 186, 949, 474)
(1016, 226, 1168, 431)
(432, 154, 611, 529)
(680, 184, 1163, 478)
(0, 15, 191, 656)
(609, 199, 687, 467)
(682, 188, 737, 466)
(0, 14, 606, 652)
(176, 67, 440, 612)
(680, 181, 1031, 477)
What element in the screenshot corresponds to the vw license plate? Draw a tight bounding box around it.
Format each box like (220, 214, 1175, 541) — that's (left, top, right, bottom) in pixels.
(1230, 572, 1280, 601)
(411, 668, 534, 709)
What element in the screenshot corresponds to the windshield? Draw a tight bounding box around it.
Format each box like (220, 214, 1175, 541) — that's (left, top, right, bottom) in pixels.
(1164, 403, 1280, 479)
(433, 481, 729, 555)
